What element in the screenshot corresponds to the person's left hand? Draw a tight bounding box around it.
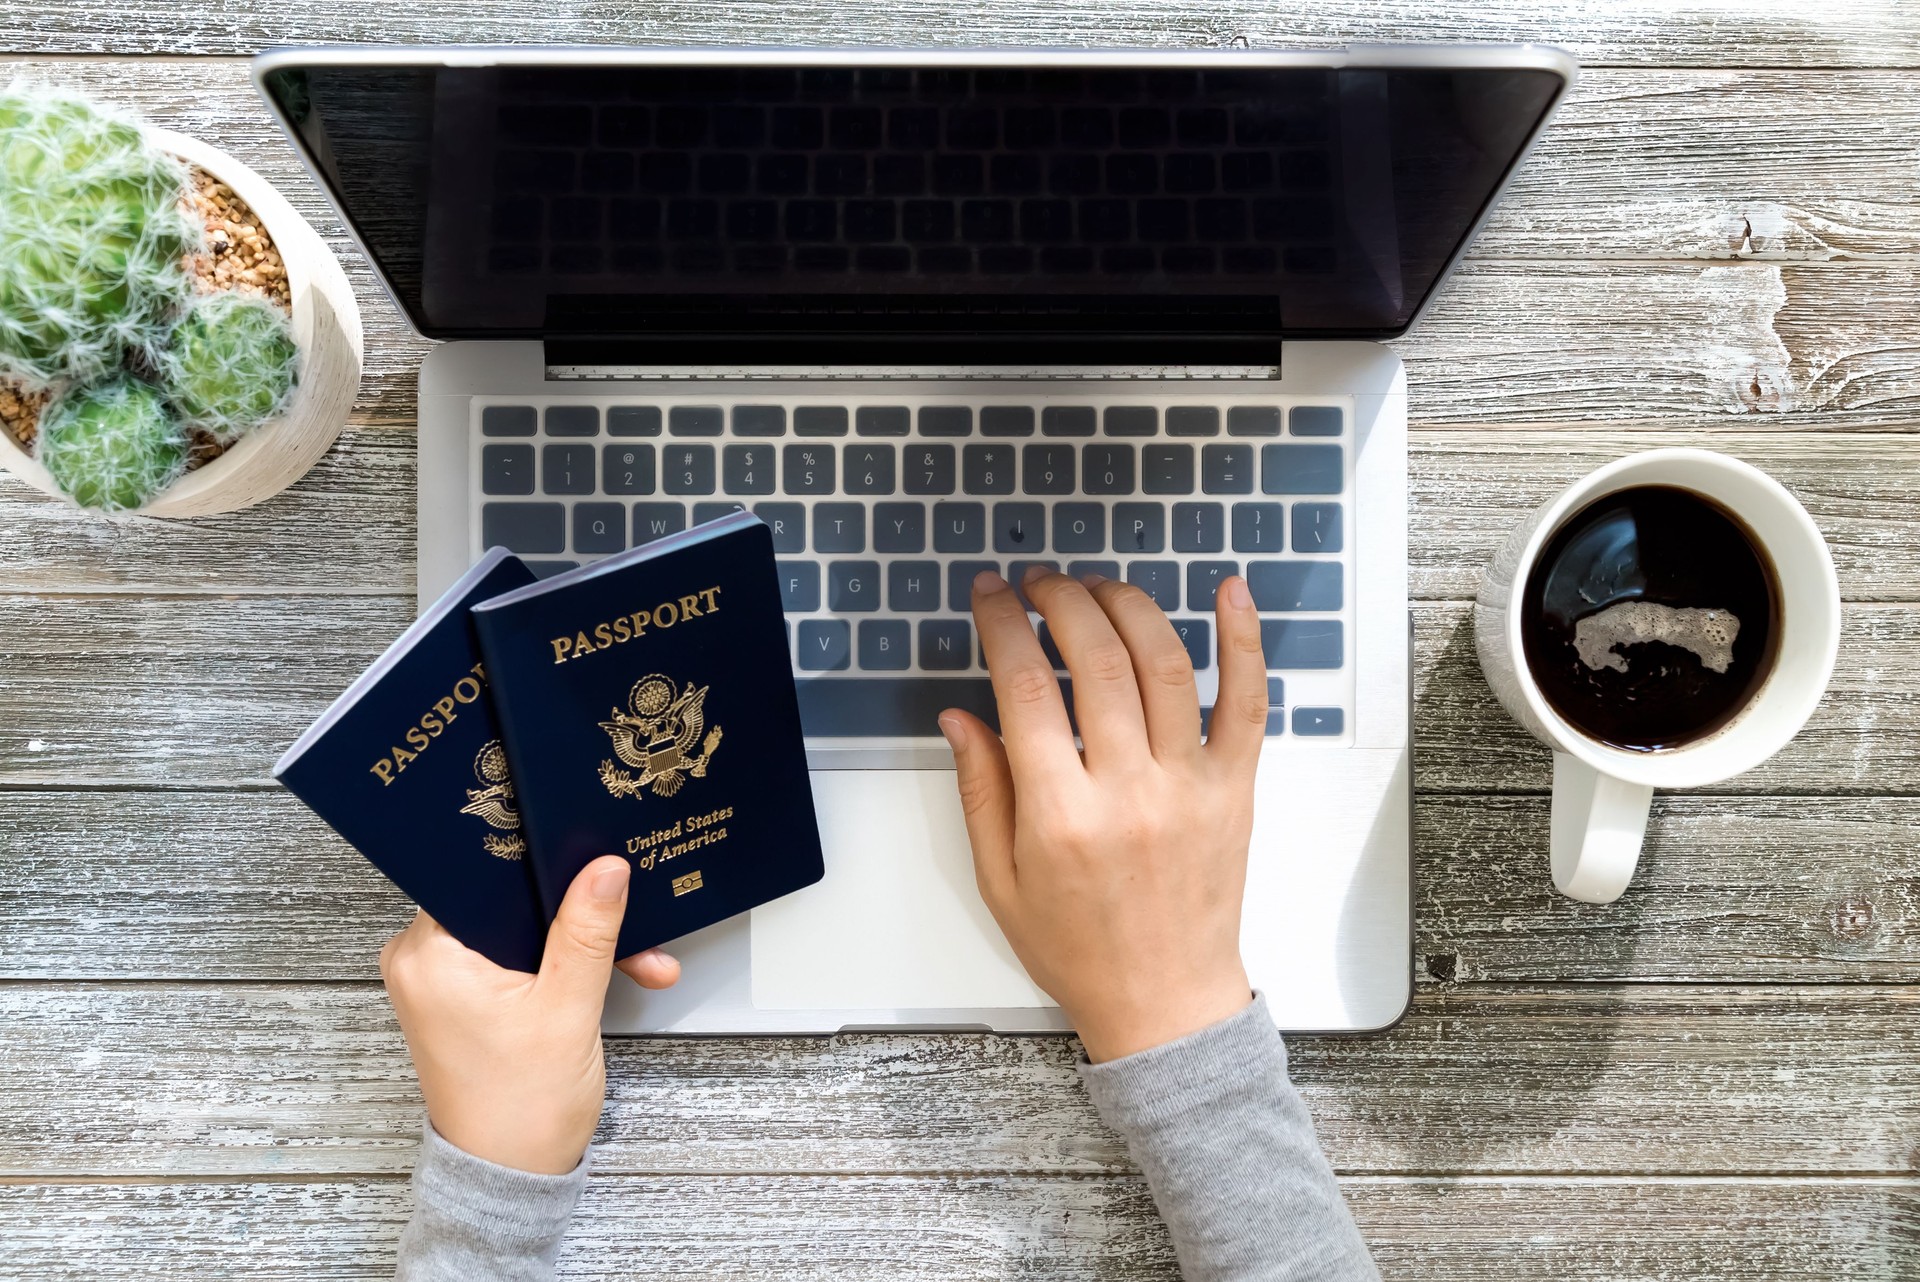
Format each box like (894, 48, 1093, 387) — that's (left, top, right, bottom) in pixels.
(379, 855, 680, 1174)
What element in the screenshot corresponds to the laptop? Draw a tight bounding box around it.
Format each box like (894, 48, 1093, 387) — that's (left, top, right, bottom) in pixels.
(254, 45, 1573, 1034)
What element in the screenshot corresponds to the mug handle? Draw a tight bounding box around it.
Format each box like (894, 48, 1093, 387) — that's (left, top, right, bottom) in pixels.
(1550, 752, 1654, 904)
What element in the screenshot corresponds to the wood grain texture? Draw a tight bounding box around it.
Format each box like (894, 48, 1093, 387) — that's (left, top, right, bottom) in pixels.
(4, 983, 1918, 1177)
(6, 0, 1920, 68)
(2, 595, 1912, 793)
(2, 1175, 1915, 1282)
(5, 789, 1918, 985)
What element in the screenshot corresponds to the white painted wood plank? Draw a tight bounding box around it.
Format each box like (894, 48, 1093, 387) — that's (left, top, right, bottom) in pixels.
(3, 984, 1918, 1177)
(6, 0, 1920, 68)
(6, 1175, 1913, 1281)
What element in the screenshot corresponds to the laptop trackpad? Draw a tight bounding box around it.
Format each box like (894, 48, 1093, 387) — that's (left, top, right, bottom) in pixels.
(750, 770, 1053, 1010)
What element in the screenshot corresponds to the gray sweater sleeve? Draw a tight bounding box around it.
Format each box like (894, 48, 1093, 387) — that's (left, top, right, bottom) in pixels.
(394, 1124, 588, 1281)
(1079, 994, 1380, 1282)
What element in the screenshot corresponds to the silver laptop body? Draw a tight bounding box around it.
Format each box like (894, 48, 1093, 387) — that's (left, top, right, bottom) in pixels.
(255, 44, 1575, 1034)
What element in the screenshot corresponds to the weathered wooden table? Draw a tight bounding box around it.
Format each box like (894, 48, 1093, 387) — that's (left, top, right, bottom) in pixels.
(4, 5, 1918, 1277)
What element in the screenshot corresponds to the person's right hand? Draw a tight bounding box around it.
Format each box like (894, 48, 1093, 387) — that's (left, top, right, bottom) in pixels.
(939, 567, 1268, 1064)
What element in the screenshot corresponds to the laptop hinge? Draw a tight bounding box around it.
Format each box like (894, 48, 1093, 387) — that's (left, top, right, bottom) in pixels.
(542, 338, 1282, 382)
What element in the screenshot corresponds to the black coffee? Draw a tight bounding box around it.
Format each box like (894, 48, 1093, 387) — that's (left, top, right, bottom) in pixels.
(1520, 485, 1779, 752)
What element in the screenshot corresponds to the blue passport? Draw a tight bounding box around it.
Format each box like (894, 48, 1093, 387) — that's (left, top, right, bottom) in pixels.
(272, 548, 548, 972)
(471, 511, 825, 958)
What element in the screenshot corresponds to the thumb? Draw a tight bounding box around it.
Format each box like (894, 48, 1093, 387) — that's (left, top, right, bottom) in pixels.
(939, 709, 1016, 910)
(538, 855, 630, 1011)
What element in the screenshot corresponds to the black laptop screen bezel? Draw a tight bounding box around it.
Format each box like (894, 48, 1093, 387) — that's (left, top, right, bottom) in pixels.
(253, 48, 1573, 360)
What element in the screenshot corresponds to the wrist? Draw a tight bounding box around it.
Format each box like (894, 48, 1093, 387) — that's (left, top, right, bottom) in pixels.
(429, 1105, 593, 1176)
(1071, 969, 1254, 1064)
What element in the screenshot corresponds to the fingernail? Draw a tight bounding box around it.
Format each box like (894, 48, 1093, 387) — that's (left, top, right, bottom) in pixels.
(1020, 563, 1050, 584)
(591, 861, 630, 902)
(937, 713, 964, 751)
(1226, 576, 1253, 610)
(974, 570, 1009, 594)
(1081, 572, 1108, 587)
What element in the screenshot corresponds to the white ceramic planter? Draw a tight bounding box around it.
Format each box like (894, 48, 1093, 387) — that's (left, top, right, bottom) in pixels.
(0, 128, 363, 516)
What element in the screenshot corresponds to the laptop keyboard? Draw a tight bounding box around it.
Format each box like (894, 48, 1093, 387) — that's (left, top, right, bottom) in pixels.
(471, 392, 1354, 743)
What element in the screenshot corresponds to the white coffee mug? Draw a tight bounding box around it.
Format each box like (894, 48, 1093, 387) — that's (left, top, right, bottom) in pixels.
(1475, 449, 1840, 903)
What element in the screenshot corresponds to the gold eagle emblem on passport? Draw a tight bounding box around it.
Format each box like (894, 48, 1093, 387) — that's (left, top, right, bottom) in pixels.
(458, 740, 525, 861)
(597, 673, 723, 800)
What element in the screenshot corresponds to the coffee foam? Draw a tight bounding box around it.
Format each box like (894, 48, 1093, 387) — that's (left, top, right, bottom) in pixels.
(1572, 602, 1741, 675)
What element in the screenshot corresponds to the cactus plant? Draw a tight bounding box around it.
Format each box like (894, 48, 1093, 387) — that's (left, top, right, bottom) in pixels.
(161, 291, 298, 443)
(0, 85, 197, 390)
(36, 375, 186, 511)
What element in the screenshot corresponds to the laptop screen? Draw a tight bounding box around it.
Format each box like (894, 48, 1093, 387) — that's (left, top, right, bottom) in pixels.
(258, 53, 1565, 355)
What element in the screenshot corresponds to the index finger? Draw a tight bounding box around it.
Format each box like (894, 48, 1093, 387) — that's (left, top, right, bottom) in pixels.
(970, 570, 1082, 779)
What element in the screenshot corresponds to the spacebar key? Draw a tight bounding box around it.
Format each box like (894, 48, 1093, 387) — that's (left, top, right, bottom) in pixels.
(795, 678, 1002, 737)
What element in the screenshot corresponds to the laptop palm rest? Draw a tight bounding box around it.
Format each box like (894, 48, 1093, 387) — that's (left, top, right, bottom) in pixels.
(751, 770, 1053, 1010)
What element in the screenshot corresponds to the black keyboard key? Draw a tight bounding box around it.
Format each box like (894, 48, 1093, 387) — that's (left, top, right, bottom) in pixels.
(1261, 444, 1343, 494)
(1165, 406, 1219, 437)
(1082, 444, 1136, 495)
(795, 406, 849, 436)
(632, 502, 687, 545)
(1172, 501, 1225, 552)
(1291, 406, 1344, 436)
(483, 501, 565, 554)
(602, 444, 655, 495)
(754, 501, 805, 552)
(1262, 620, 1343, 669)
(693, 502, 746, 526)
(782, 444, 836, 495)
(733, 405, 787, 437)
(1009, 560, 1060, 610)
(1203, 444, 1256, 495)
(1249, 562, 1343, 612)
(482, 406, 536, 437)
(813, 502, 866, 553)
(722, 444, 775, 495)
(932, 154, 985, 196)
(906, 444, 957, 494)
(816, 156, 868, 197)
(573, 502, 626, 555)
(525, 560, 578, 580)
(1292, 501, 1343, 553)
(1231, 502, 1284, 552)
(482, 444, 535, 495)
(1137, 198, 1189, 242)
(873, 501, 926, 553)
(1142, 444, 1195, 495)
(778, 561, 821, 612)
(798, 619, 852, 671)
(831, 106, 883, 149)
(962, 200, 1015, 241)
(1042, 405, 1097, 436)
(1171, 618, 1212, 670)
(858, 620, 911, 671)
(888, 560, 940, 611)
(963, 444, 1015, 494)
(542, 443, 595, 495)
(993, 501, 1045, 553)
(1128, 561, 1181, 610)
(845, 444, 897, 496)
(1107, 153, 1157, 194)
(796, 675, 1018, 733)
(920, 406, 973, 437)
(1103, 406, 1157, 437)
(1119, 106, 1172, 149)
(1052, 503, 1105, 554)
(946, 559, 1000, 612)
(1021, 198, 1073, 240)
(1227, 406, 1281, 437)
(1037, 621, 1066, 670)
(1068, 559, 1120, 582)
(669, 406, 724, 436)
(1022, 444, 1075, 495)
(918, 621, 975, 672)
(981, 406, 1035, 437)
(662, 445, 715, 494)
(771, 105, 824, 149)
(829, 560, 881, 612)
(545, 406, 599, 436)
(1112, 502, 1165, 553)
(873, 154, 926, 196)
(933, 501, 986, 552)
(607, 406, 661, 437)
(1186, 560, 1239, 612)
(856, 406, 911, 436)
